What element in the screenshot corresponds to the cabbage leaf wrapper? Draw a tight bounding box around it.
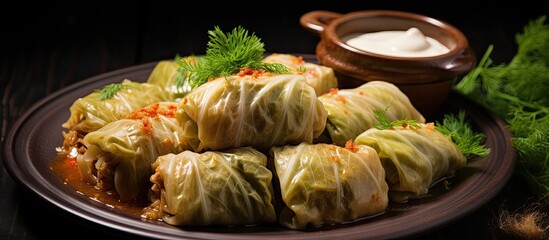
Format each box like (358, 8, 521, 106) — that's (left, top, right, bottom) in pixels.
(178, 74, 328, 152)
(146, 57, 202, 101)
(318, 81, 425, 146)
(270, 142, 388, 230)
(61, 79, 170, 152)
(262, 53, 338, 96)
(76, 102, 188, 202)
(355, 123, 466, 203)
(145, 147, 276, 226)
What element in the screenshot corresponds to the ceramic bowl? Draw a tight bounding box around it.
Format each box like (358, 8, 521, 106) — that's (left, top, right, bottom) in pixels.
(300, 10, 476, 116)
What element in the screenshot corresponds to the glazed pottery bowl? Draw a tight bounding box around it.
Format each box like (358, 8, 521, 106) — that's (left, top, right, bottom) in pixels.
(300, 10, 476, 116)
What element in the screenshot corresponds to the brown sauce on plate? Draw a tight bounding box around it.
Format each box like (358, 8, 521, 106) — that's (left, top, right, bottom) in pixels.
(49, 154, 149, 215)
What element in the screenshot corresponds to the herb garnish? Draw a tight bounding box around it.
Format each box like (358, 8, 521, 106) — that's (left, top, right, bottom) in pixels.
(373, 108, 490, 158)
(178, 26, 290, 88)
(435, 110, 491, 158)
(174, 54, 200, 89)
(454, 16, 549, 202)
(99, 83, 123, 100)
(373, 108, 422, 130)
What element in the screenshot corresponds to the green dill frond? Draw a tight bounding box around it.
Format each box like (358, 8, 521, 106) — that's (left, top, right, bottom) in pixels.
(513, 16, 549, 66)
(99, 83, 123, 100)
(455, 44, 494, 95)
(455, 17, 549, 117)
(175, 55, 203, 88)
(454, 15, 549, 202)
(435, 110, 491, 158)
(507, 105, 549, 137)
(206, 25, 265, 71)
(174, 53, 185, 88)
(373, 108, 421, 130)
(178, 25, 291, 88)
(513, 123, 549, 204)
(505, 62, 549, 106)
(175, 67, 186, 88)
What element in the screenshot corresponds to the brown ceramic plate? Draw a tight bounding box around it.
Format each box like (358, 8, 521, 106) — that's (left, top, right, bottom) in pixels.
(2, 55, 515, 239)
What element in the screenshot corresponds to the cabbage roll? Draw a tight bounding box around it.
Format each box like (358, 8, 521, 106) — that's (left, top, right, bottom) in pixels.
(61, 79, 170, 153)
(262, 53, 338, 95)
(178, 73, 327, 151)
(146, 56, 202, 101)
(145, 147, 276, 226)
(354, 123, 466, 203)
(318, 81, 425, 146)
(76, 102, 188, 202)
(270, 142, 388, 229)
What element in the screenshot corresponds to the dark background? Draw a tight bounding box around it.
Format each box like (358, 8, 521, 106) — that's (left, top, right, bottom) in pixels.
(3, 2, 546, 76)
(2, 1, 548, 239)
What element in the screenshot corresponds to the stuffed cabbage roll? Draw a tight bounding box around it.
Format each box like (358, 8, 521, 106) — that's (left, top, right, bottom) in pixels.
(178, 73, 327, 152)
(354, 123, 466, 203)
(262, 53, 338, 95)
(270, 142, 388, 229)
(76, 102, 188, 202)
(146, 56, 202, 101)
(144, 147, 276, 226)
(61, 79, 170, 153)
(318, 81, 425, 146)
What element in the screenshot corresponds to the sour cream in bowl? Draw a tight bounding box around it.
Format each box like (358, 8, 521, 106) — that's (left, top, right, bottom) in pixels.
(300, 10, 476, 116)
(343, 27, 450, 58)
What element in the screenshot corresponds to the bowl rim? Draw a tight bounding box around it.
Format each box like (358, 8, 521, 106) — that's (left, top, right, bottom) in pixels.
(324, 9, 470, 60)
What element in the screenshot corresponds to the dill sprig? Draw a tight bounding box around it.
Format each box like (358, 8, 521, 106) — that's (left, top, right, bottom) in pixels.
(454, 15, 549, 203)
(435, 110, 491, 158)
(373, 109, 489, 158)
(456, 16, 549, 116)
(98, 83, 123, 100)
(174, 54, 201, 89)
(508, 105, 549, 197)
(174, 54, 186, 88)
(178, 26, 290, 88)
(373, 108, 422, 130)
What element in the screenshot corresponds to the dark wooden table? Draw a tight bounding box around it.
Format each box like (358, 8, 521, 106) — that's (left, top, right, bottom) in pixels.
(1, 2, 547, 239)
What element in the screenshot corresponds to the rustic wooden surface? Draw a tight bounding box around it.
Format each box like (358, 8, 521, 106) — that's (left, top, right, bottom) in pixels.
(1, 2, 547, 239)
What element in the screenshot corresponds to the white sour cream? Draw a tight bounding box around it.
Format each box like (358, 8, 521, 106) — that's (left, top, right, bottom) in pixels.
(342, 27, 450, 57)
